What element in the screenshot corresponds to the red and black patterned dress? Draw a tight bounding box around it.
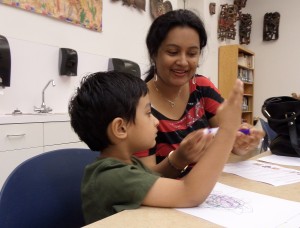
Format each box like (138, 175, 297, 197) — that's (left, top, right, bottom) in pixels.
(135, 75, 224, 165)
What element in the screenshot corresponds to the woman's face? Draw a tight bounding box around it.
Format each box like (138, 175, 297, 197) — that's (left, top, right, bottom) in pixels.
(154, 26, 201, 86)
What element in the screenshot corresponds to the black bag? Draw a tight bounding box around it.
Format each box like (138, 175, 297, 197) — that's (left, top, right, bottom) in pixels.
(262, 96, 300, 157)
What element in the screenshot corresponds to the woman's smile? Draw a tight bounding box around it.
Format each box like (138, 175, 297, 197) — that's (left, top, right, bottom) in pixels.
(172, 69, 189, 77)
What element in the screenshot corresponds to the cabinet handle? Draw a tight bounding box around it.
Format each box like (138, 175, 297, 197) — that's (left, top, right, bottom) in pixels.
(6, 133, 26, 137)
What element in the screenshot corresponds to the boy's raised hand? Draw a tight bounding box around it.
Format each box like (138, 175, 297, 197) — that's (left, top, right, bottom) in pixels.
(216, 79, 244, 134)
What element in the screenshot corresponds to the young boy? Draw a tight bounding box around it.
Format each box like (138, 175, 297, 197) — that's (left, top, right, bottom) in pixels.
(68, 71, 243, 224)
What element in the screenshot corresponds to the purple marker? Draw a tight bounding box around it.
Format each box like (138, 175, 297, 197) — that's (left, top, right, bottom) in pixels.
(239, 128, 251, 135)
(204, 127, 250, 135)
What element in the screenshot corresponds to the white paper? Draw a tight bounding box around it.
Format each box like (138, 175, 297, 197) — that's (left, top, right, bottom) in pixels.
(177, 183, 300, 228)
(258, 154, 300, 167)
(223, 160, 300, 186)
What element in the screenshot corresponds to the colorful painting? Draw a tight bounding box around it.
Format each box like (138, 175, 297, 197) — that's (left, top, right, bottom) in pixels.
(0, 0, 102, 32)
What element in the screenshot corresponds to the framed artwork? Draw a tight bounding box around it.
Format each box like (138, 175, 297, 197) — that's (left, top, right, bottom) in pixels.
(0, 0, 102, 32)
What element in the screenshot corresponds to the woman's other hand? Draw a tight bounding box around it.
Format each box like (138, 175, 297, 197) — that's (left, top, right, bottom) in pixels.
(232, 123, 265, 155)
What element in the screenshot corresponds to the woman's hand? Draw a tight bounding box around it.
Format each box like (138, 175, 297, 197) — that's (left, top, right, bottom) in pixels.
(171, 129, 214, 168)
(232, 123, 265, 155)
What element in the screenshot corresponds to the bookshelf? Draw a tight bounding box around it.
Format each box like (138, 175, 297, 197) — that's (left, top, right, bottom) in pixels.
(218, 44, 255, 124)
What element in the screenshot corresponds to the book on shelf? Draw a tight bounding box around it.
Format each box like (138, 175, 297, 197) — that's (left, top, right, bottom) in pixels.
(238, 53, 253, 68)
(242, 97, 248, 111)
(238, 68, 253, 83)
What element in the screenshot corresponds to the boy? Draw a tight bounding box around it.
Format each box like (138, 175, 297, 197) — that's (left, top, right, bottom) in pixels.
(68, 71, 243, 224)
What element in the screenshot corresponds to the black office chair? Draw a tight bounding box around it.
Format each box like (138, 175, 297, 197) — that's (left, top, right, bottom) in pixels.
(259, 118, 278, 152)
(0, 148, 99, 228)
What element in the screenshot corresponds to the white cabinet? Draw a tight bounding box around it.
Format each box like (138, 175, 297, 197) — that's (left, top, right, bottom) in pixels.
(0, 121, 87, 188)
(43, 121, 87, 152)
(0, 147, 43, 188)
(0, 123, 44, 187)
(44, 142, 86, 152)
(0, 123, 43, 152)
(44, 122, 80, 146)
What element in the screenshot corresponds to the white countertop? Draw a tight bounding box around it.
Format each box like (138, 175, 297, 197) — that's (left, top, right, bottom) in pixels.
(0, 113, 70, 124)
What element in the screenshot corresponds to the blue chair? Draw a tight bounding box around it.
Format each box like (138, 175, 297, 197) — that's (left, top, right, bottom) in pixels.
(259, 118, 278, 152)
(0, 148, 99, 228)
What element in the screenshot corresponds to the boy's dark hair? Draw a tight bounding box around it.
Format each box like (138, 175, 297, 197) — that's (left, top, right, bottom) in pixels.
(69, 71, 148, 151)
(145, 9, 208, 82)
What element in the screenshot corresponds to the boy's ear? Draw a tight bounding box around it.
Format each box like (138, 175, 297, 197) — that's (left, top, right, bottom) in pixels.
(109, 117, 127, 140)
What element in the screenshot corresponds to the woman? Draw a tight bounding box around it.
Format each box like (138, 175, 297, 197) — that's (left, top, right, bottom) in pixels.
(135, 9, 264, 176)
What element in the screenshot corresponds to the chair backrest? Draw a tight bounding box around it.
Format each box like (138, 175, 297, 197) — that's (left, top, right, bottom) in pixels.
(259, 118, 278, 151)
(0, 148, 99, 228)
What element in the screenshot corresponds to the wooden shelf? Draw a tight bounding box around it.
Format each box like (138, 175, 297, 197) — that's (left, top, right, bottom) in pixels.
(218, 44, 255, 124)
(238, 64, 254, 70)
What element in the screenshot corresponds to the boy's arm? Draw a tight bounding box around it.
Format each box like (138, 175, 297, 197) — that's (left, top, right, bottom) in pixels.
(139, 130, 214, 178)
(142, 79, 244, 208)
(138, 155, 181, 178)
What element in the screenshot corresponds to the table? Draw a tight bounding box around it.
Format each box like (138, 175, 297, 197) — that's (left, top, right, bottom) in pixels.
(84, 151, 300, 227)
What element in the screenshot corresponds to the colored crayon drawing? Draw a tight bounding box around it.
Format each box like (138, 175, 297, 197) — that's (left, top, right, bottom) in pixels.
(1, 0, 102, 32)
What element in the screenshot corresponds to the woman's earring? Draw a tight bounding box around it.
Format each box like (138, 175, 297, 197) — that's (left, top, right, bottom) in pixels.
(154, 74, 158, 82)
(192, 75, 196, 84)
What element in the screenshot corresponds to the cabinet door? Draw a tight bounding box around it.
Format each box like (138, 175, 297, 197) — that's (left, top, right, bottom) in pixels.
(0, 147, 44, 188)
(0, 123, 43, 152)
(44, 121, 81, 146)
(44, 141, 88, 152)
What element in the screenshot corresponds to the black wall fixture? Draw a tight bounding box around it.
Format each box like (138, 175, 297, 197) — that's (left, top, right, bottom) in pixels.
(0, 35, 11, 87)
(108, 58, 141, 78)
(59, 48, 78, 76)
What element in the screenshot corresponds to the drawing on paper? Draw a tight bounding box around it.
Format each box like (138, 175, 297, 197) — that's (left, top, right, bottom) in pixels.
(202, 193, 253, 214)
(1, 0, 102, 32)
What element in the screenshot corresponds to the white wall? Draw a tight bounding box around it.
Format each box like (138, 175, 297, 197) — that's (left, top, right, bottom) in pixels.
(1, 0, 298, 119)
(245, 0, 300, 118)
(187, 0, 300, 119)
(182, 0, 238, 86)
(0, 0, 177, 114)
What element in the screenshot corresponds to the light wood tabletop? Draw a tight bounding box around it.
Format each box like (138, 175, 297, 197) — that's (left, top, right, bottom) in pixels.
(84, 151, 300, 228)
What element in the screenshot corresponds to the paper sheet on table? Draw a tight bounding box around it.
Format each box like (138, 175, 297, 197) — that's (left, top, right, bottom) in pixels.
(223, 160, 300, 186)
(177, 183, 300, 228)
(258, 154, 300, 167)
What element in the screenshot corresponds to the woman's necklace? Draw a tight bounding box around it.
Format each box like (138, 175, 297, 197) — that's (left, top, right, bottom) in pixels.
(153, 80, 182, 108)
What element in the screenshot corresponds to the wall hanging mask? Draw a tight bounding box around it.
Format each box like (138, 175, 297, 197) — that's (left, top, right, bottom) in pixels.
(209, 3, 216, 15)
(150, 0, 173, 19)
(239, 14, 252, 45)
(234, 0, 247, 8)
(218, 4, 239, 41)
(234, 0, 247, 19)
(112, 0, 146, 11)
(263, 12, 280, 41)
